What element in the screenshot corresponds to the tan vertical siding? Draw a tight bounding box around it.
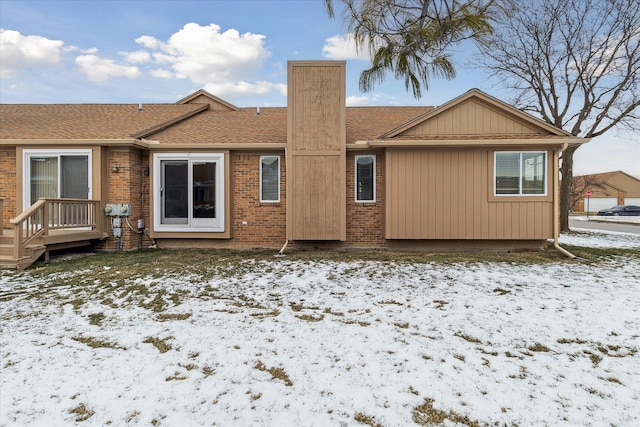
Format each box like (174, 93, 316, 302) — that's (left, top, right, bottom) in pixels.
(286, 61, 346, 240)
(401, 100, 543, 136)
(385, 148, 554, 240)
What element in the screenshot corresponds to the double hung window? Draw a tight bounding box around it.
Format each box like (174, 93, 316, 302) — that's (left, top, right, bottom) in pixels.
(495, 152, 547, 196)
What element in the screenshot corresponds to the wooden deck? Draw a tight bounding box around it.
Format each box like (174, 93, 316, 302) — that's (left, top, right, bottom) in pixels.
(0, 199, 107, 270)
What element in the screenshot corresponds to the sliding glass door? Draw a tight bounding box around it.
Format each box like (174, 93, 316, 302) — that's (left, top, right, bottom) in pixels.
(24, 150, 91, 209)
(155, 153, 224, 232)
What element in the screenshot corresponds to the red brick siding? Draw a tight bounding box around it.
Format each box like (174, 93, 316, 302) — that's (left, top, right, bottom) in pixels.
(232, 153, 286, 247)
(96, 147, 151, 251)
(0, 148, 17, 228)
(346, 151, 386, 247)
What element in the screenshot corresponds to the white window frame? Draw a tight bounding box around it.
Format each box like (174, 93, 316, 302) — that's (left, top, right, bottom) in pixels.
(355, 155, 376, 202)
(23, 148, 93, 210)
(153, 152, 225, 232)
(259, 155, 280, 203)
(494, 151, 547, 196)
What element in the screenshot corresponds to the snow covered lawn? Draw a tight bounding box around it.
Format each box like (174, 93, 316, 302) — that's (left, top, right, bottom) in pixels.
(1, 232, 639, 426)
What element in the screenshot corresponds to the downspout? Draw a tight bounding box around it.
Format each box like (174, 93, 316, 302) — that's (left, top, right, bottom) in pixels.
(553, 143, 578, 259)
(275, 239, 289, 257)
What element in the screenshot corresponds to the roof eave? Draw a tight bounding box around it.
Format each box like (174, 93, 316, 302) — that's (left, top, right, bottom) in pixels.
(0, 138, 148, 148)
(348, 137, 588, 149)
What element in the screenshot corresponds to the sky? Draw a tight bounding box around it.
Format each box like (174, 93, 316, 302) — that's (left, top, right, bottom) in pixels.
(1, 0, 638, 177)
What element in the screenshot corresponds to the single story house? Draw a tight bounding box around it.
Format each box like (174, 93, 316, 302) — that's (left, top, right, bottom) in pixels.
(572, 171, 640, 213)
(1, 61, 586, 268)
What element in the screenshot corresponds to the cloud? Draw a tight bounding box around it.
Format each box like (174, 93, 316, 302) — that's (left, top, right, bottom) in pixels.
(75, 54, 140, 82)
(322, 34, 371, 60)
(203, 81, 286, 98)
(0, 29, 64, 78)
(121, 50, 151, 64)
(149, 68, 173, 79)
(346, 95, 374, 106)
(133, 23, 271, 85)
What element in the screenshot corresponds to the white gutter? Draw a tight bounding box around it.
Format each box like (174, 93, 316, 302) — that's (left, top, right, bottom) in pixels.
(553, 142, 579, 259)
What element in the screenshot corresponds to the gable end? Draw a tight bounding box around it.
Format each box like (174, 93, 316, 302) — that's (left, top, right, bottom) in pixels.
(382, 89, 571, 139)
(176, 89, 238, 111)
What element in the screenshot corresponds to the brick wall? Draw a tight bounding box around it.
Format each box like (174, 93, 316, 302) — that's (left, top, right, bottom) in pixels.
(346, 151, 386, 247)
(96, 147, 151, 251)
(232, 153, 287, 247)
(230, 151, 385, 249)
(0, 148, 17, 228)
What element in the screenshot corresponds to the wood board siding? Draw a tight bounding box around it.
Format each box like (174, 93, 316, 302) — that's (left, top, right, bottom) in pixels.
(400, 99, 542, 136)
(286, 61, 346, 240)
(385, 148, 554, 240)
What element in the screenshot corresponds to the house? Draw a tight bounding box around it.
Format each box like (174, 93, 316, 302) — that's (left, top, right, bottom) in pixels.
(1, 61, 587, 268)
(572, 171, 640, 213)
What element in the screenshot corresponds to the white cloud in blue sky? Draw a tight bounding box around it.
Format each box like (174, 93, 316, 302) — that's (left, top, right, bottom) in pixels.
(322, 34, 371, 60)
(0, 29, 64, 78)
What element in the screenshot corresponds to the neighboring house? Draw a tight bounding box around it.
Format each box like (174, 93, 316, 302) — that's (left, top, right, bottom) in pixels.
(572, 171, 640, 213)
(0, 61, 586, 268)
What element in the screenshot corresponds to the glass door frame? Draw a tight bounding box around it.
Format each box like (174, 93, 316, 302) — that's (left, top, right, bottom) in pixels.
(22, 148, 92, 211)
(153, 152, 225, 233)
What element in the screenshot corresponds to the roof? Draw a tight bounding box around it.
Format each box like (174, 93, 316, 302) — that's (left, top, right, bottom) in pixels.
(0, 103, 206, 140)
(0, 99, 431, 145)
(573, 171, 640, 197)
(0, 88, 582, 147)
(143, 106, 432, 145)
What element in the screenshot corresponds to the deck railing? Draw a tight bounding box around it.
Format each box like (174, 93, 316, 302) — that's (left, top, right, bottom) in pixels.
(10, 198, 99, 260)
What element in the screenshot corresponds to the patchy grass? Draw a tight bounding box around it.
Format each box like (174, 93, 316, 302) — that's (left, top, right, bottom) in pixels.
(354, 412, 384, 427)
(296, 313, 324, 322)
(156, 312, 192, 322)
(413, 397, 483, 426)
(88, 312, 105, 326)
(254, 360, 293, 387)
(455, 332, 482, 344)
(2, 242, 638, 426)
(528, 342, 551, 352)
(24, 243, 638, 284)
(73, 336, 123, 350)
(143, 336, 173, 353)
(69, 403, 94, 422)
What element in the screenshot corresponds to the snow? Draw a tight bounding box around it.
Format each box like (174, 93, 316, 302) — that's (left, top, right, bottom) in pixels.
(1, 231, 639, 426)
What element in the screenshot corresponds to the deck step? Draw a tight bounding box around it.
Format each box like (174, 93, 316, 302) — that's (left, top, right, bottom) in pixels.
(0, 227, 104, 270)
(0, 243, 14, 257)
(0, 244, 46, 270)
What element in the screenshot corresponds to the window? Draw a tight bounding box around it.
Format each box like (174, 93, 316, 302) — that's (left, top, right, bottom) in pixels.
(355, 155, 376, 202)
(260, 156, 280, 202)
(495, 152, 546, 196)
(153, 153, 224, 232)
(23, 149, 91, 209)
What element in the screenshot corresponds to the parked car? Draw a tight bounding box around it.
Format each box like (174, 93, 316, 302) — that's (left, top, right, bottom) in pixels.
(597, 205, 640, 216)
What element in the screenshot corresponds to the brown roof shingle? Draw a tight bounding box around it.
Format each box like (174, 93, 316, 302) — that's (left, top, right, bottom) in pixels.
(0, 103, 206, 140)
(0, 102, 433, 143)
(146, 106, 433, 144)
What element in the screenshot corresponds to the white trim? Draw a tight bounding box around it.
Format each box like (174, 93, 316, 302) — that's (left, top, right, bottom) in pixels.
(23, 148, 93, 210)
(355, 155, 376, 202)
(259, 155, 280, 203)
(494, 151, 547, 197)
(152, 152, 225, 232)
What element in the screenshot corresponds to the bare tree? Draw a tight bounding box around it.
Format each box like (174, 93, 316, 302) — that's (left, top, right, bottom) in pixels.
(476, 0, 640, 231)
(326, 0, 504, 98)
